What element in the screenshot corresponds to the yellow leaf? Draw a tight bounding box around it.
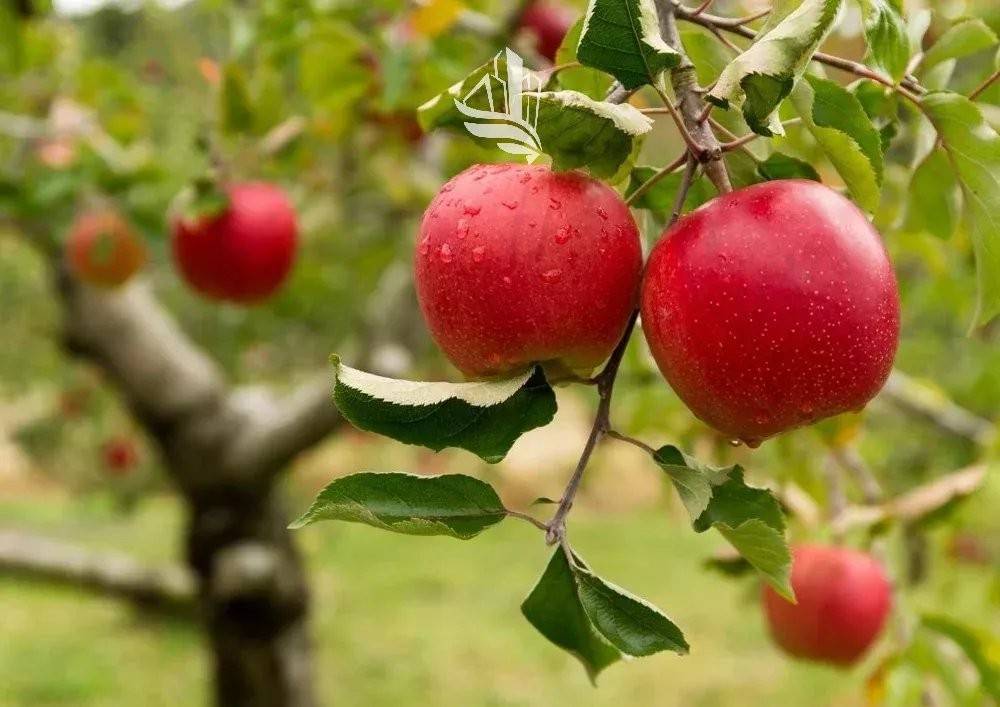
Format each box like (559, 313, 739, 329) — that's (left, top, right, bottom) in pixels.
(411, 0, 465, 38)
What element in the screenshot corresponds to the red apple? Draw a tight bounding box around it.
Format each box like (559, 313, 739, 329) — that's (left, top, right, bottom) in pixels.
(415, 163, 642, 378)
(640, 180, 900, 447)
(67, 209, 146, 287)
(102, 436, 139, 477)
(762, 544, 892, 666)
(172, 181, 298, 304)
(518, 1, 575, 63)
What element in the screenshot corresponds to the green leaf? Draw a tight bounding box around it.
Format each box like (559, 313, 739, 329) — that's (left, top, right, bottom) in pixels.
(521, 549, 621, 681)
(902, 149, 959, 240)
(655, 447, 793, 600)
(652, 445, 713, 520)
(289, 472, 506, 538)
(625, 165, 714, 218)
(331, 357, 556, 463)
(756, 152, 821, 181)
(576, 0, 681, 90)
(851, 80, 900, 151)
(922, 18, 998, 71)
(856, 0, 910, 82)
(419, 55, 651, 179)
(522, 549, 688, 680)
(220, 63, 254, 134)
(790, 74, 884, 212)
(533, 90, 651, 178)
(922, 615, 1000, 699)
(921, 92, 1000, 328)
(574, 564, 689, 657)
(707, 0, 843, 135)
(555, 17, 611, 100)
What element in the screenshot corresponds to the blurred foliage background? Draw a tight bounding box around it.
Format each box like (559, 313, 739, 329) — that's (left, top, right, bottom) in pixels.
(1, 0, 999, 704)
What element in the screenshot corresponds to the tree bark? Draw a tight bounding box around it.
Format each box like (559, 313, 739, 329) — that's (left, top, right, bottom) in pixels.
(54, 268, 339, 707)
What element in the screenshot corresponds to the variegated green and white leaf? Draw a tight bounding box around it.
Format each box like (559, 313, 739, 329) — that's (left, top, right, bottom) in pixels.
(417, 49, 547, 135)
(921, 92, 1000, 329)
(331, 357, 556, 463)
(576, 0, 681, 90)
(418, 51, 650, 178)
(790, 74, 884, 212)
(530, 90, 651, 178)
(707, 0, 843, 136)
(856, 0, 909, 82)
(289, 472, 506, 538)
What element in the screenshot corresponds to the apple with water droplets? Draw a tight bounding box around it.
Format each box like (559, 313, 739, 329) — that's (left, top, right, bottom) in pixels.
(517, 1, 575, 63)
(415, 163, 642, 378)
(172, 181, 298, 304)
(67, 209, 146, 288)
(640, 180, 900, 446)
(762, 544, 892, 666)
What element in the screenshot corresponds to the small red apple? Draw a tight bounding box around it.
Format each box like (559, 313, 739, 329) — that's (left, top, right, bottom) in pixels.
(66, 209, 146, 287)
(518, 1, 575, 63)
(641, 180, 900, 446)
(762, 544, 892, 666)
(415, 163, 642, 378)
(102, 436, 139, 477)
(172, 181, 298, 304)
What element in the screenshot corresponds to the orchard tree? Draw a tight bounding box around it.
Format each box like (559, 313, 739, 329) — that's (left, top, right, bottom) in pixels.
(1, 0, 998, 705)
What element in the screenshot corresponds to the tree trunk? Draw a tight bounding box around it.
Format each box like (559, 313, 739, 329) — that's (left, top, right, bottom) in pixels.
(187, 489, 316, 707)
(54, 275, 337, 707)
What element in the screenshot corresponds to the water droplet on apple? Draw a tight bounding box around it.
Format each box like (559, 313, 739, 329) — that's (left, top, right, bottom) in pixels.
(464, 205, 481, 216)
(502, 200, 519, 210)
(554, 225, 573, 245)
(729, 439, 742, 447)
(502, 275, 512, 285)
(418, 236, 431, 256)
(596, 206, 608, 220)
(439, 243, 453, 263)
(541, 268, 562, 283)
(471, 245, 485, 263)
(742, 437, 762, 449)
(456, 218, 470, 239)
(548, 198, 561, 210)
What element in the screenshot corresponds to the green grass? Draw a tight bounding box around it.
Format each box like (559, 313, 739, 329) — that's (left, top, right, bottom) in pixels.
(0, 494, 993, 707)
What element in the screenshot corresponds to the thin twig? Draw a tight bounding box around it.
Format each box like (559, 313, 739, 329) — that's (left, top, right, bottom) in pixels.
(968, 69, 1000, 102)
(624, 150, 688, 206)
(829, 445, 884, 505)
(720, 117, 802, 150)
(708, 116, 761, 163)
(545, 310, 639, 545)
(687, 0, 713, 16)
(606, 429, 657, 456)
(506, 509, 549, 531)
(673, 4, 925, 98)
(670, 157, 699, 223)
(653, 85, 706, 158)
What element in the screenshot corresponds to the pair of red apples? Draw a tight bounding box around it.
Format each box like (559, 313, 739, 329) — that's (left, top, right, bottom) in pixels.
(68, 182, 298, 304)
(415, 163, 901, 448)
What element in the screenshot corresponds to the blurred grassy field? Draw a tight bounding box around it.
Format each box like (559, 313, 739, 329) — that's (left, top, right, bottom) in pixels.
(1, 489, 995, 707)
